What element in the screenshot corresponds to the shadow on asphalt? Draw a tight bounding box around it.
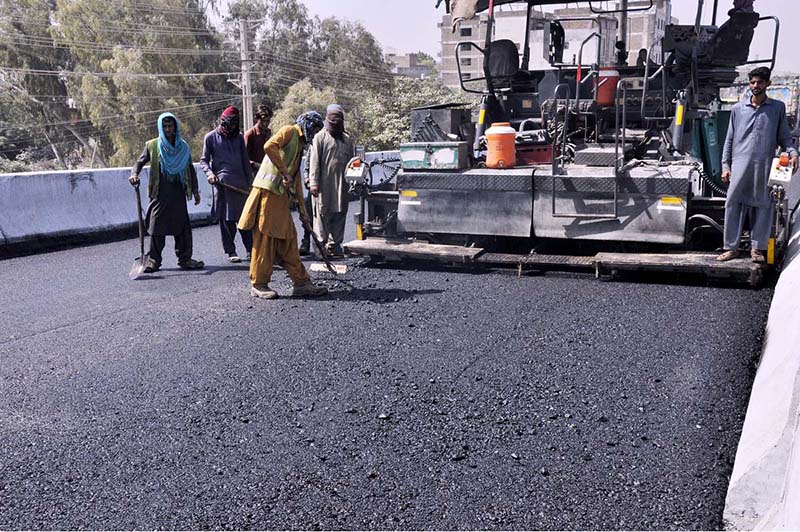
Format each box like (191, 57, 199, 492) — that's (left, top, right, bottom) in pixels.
(359, 259, 497, 277)
(599, 269, 778, 290)
(304, 287, 444, 303)
(131, 275, 165, 281)
(202, 265, 251, 274)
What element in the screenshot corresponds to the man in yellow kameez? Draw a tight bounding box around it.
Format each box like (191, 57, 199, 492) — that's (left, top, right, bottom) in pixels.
(238, 111, 328, 299)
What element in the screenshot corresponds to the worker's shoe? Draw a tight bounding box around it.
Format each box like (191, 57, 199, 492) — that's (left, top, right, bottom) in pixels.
(716, 250, 740, 262)
(226, 253, 241, 263)
(178, 259, 205, 270)
(291, 281, 328, 298)
(299, 236, 311, 256)
(251, 284, 278, 299)
(751, 248, 766, 263)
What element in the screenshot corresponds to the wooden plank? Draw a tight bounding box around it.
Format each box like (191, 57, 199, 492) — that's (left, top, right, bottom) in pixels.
(593, 252, 765, 280)
(343, 239, 484, 262)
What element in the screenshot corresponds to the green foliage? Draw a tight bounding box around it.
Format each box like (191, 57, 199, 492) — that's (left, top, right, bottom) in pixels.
(0, 0, 465, 169)
(0, 0, 232, 168)
(52, 0, 231, 167)
(225, 0, 392, 108)
(0, 157, 31, 174)
(358, 77, 472, 151)
(272, 79, 337, 129)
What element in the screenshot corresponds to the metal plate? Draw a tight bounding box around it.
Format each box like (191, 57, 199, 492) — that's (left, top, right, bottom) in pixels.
(398, 189, 532, 238)
(532, 166, 690, 244)
(398, 169, 533, 192)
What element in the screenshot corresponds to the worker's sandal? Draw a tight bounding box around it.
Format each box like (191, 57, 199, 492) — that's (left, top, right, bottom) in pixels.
(143, 258, 160, 273)
(251, 284, 278, 299)
(716, 250, 740, 262)
(750, 249, 766, 263)
(291, 281, 328, 298)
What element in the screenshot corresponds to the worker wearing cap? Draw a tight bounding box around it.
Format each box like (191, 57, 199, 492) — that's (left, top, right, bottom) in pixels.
(308, 104, 356, 257)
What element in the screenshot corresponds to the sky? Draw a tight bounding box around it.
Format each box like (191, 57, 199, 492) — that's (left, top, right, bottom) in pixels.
(224, 1, 800, 74)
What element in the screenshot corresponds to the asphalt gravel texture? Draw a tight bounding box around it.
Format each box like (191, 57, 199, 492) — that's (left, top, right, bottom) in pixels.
(0, 217, 774, 530)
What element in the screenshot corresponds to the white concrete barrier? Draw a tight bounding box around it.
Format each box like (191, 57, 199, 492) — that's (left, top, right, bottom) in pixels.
(724, 211, 800, 530)
(0, 164, 213, 247)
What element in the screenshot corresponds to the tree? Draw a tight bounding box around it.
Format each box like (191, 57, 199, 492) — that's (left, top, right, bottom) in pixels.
(0, 0, 84, 169)
(53, 0, 232, 166)
(271, 79, 336, 130)
(224, 3, 392, 122)
(358, 77, 472, 151)
(226, 0, 317, 106)
(0, 0, 233, 169)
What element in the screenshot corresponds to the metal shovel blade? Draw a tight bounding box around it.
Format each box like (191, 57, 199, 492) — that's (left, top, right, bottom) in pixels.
(129, 256, 146, 280)
(310, 262, 348, 274)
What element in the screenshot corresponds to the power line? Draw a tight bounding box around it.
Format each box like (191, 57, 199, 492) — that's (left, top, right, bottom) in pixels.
(0, 98, 236, 148)
(0, 31, 236, 57)
(0, 66, 240, 78)
(0, 99, 236, 156)
(0, 97, 237, 133)
(1, 93, 240, 100)
(2, 14, 221, 37)
(2, 32, 392, 84)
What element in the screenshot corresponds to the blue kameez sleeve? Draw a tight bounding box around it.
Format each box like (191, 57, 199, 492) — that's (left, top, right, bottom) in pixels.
(776, 104, 798, 158)
(199, 132, 214, 177)
(722, 107, 736, 173)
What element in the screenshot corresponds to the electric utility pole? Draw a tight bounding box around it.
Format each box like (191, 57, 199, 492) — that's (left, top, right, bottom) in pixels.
(239, 19, 254, 131)
(617, 0, 629, 65)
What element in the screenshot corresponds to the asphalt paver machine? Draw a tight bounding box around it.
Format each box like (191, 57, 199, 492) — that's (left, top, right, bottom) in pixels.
(345, 0, 786, 285)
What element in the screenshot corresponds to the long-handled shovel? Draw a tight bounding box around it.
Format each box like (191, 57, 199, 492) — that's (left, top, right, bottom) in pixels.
(214, 180, 252, 196)
(129, 184, 148, 280)
(285, 185, 342, 275)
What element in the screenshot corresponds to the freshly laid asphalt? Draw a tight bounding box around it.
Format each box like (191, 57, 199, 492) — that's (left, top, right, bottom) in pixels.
(0, 219, 773, 530)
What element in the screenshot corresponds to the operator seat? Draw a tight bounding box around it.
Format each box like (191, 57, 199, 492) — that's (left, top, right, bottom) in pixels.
(707, 10, 759, 66)
(487, 39, 520, 87)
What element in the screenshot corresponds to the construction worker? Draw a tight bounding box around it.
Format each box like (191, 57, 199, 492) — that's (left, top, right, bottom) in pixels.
(237, 111, 328, 299)
(244, 103, 273, 174)
(309, 104, 355, 257)
(718, 66, 798, 263)
(129, 112, 204, 273)
(200, 106, 254, 263)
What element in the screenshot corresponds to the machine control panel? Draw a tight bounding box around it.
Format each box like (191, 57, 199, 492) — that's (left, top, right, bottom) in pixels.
(768, 153, 796, 187)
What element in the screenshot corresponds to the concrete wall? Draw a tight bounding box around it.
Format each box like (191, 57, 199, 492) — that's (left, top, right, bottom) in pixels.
(0, 152, 395, 250)
(0, 165, 214, 248)
(724, 208, 800, 530)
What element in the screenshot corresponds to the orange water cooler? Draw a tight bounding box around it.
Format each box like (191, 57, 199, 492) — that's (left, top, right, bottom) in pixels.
(486, 122, 516, 169)
(596, 69, 620, 106)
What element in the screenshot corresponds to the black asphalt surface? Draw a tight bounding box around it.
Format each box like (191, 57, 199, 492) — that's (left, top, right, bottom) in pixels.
(0, 218, 773, 530)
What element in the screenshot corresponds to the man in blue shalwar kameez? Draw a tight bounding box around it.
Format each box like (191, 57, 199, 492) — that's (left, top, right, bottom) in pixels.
(718, 67, 798, 263)
(200, 106, 255, 263)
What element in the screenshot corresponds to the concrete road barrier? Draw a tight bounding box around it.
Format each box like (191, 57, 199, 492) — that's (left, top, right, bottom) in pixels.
(724, 214, 800, 530)
(0, 153, 393, 252)
(0, 165, 213, 249)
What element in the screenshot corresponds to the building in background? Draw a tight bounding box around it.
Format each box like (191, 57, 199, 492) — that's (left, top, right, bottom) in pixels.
(624, 0, 673, 64)
(439, 0, 674, 90)
(385, 52, 435, 80)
